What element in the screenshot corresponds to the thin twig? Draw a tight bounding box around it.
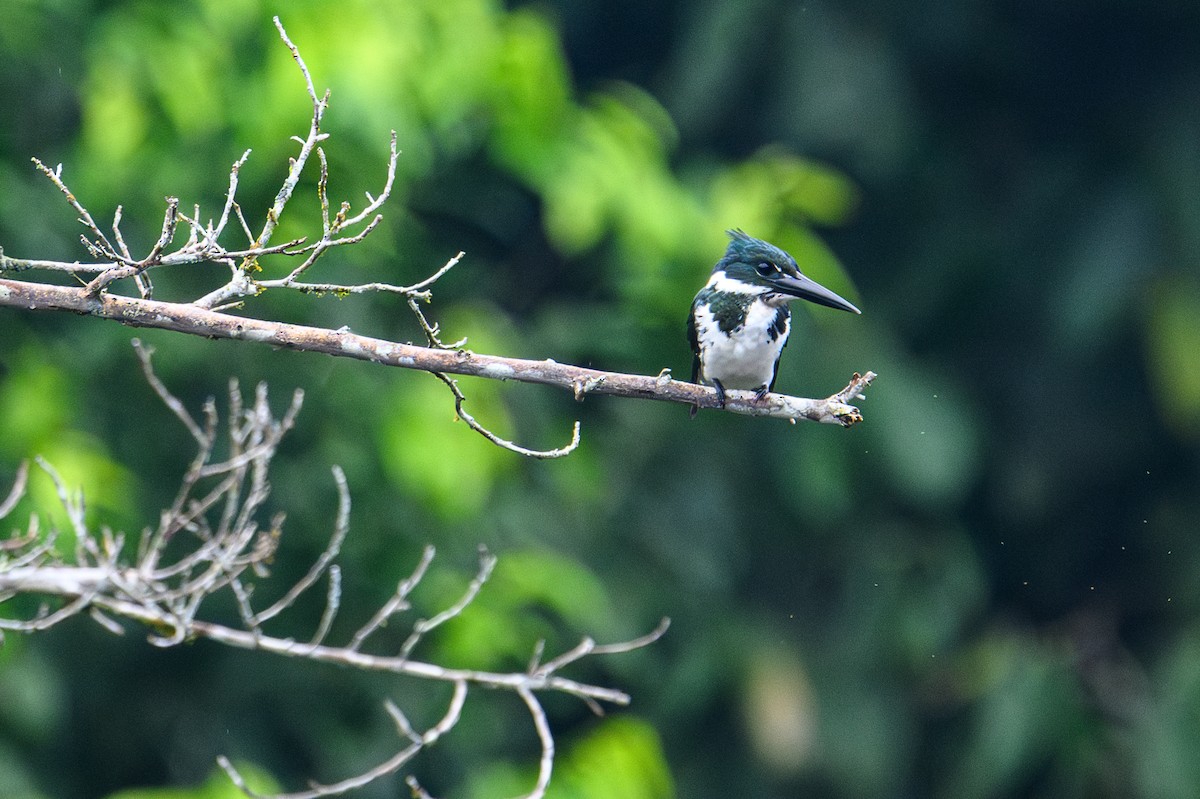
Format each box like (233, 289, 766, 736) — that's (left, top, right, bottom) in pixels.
(0, 461, 29, 519)
(132, 339, 206, 444)
(518, 685, 556, 799)
(398, 546, 496, 659)
(254, 466, 350, 624)
(433, 372, 583, 459)
(348, 545, 436, 652)
(30, 158, 121, 261)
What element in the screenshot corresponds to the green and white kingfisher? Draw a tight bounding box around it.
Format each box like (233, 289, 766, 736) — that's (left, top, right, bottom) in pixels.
(687, 229, 861, 413)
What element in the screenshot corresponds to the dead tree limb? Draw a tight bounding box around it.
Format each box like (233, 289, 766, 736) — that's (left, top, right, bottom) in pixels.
(0, 345, 669, 799)
(0, 14, 875, 456)
(0, 277, 874, 427)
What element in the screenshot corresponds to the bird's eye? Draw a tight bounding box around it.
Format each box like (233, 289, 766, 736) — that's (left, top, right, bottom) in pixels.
(755, 262, 777, 277)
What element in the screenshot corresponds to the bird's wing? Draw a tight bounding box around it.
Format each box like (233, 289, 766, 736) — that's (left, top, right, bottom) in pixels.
(767, 306, 790, 392)
(686, 301, 701, 384)
(768, 354, 783, 392)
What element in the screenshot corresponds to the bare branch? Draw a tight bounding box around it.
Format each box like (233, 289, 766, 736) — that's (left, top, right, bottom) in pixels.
(432, 372, 582, 459)
(0, 35, 859, 796)
(89, 606, 127, 636)
(308, 564, 341, 648)
(0, 14, 875, 459)
(0, 349, 666, 797)
(217, 680, 467, 799)
(533, 616, 671, 678)
(0, 279, 876, 426)
(30, 158, 122, 262)
(84, 197, 180, 295)
(256, 17, 326, 256)
(399, 251, 465, 296)
(216, 150, 253, 240)
(589, 615, 672, 656)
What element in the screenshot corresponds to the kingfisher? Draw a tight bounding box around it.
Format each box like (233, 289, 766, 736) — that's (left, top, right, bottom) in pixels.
(687, 229, 860, 414)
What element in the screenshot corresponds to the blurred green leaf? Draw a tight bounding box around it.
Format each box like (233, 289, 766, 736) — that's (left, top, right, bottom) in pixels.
(377, 302, 522, 521)
(0, 346, 75, 459)
(741, 646, 818, 774)
(103, 763, 278, 799)
(549, 716, 674, 799)
(0, 741, 45, 799)
(28, 430, 137, 539)
(0, 647, 66, 743)
(1147, 280, 1200, 437)
(465, 717, 672, 799)
(941, 631, 1089, 799)
(1131, 633, 1200, 798)
(710, 150, 860, 229)
(378, 372, 511, 522)
(488, 9, 573, 177)
(868, 356, 980, 509)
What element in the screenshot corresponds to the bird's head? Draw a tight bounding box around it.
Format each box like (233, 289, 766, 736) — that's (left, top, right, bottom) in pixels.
(715, 229, 861, 314)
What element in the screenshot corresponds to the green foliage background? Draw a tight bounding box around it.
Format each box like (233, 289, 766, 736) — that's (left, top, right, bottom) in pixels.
(2, 1, 1199, 797)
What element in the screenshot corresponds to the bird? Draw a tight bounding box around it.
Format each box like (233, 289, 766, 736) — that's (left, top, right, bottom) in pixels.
(687, 229, 860, 415)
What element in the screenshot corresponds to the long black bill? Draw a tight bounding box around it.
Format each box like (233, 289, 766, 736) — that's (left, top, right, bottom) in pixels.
(771, 272, 861, 314)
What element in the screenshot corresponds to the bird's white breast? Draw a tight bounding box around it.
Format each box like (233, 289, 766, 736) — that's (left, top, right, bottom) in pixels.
(693, 297, 790, 391)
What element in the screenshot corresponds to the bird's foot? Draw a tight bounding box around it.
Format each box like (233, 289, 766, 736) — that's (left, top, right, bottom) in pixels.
(754, 385, 771, 402)
(712, 379, 727, 409)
